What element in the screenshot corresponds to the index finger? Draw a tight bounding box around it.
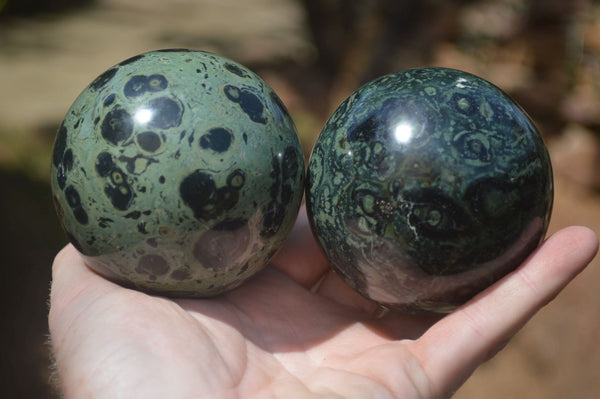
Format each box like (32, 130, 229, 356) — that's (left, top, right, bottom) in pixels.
(412, 226, 598, 397)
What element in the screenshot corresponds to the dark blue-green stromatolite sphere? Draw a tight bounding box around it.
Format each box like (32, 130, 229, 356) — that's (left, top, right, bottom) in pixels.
(306, 67, 553, 313)
(51, 49, 305, 297)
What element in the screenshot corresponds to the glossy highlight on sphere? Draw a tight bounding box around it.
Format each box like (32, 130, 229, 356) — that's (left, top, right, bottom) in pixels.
(51, 49, 305, 297)
(306, 67, 553, 313)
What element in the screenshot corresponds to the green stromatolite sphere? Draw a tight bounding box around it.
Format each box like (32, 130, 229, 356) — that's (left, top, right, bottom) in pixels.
(51, 49, 305, 297)
(306, 67, 553, 313)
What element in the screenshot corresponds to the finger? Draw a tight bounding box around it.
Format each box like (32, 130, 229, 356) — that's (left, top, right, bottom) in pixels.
(48, 244, 109, 390)
(50, 244, 103, 316)
(49, 244, 139, 366)
(50, 244, 119, 313)
(49, 245, 114, 343)
(270, 205, 330, 288)
(51, 243, 83, 281)
(411, 226, 598, 397)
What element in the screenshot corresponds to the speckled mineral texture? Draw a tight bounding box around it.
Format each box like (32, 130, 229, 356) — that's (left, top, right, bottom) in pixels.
(51, 49, 305, 297)
(306, 67, 553, 313)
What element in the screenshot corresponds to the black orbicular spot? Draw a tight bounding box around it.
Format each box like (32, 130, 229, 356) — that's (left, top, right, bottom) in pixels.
(124, 75, 148, 97)
(97, 217, 114, 228)
(213, 218, 247, 231)
(136, 254, 170, 276)
(90, 67, 118, 91)
(223, 85, 266, 124)
(136, 131, 162, 153)
(179, 170, 242, 221)
(119, 54, 144, 66)
(451, 93, 475, 115)
(216, 186, 240, 211)
(347, 115, 378, 143)
(453, 133, 492, 164)
(64, 185, 81, 208)
(180, 170, 218, 220)
(137, 222, 148, 234)
(466, 138, 490, 161)
(282, 146, 299, 181)
(86, 235, 97, 246)
(226, 169, 245, 188)
(95, 152, 115, 177)
(269, 154, 282, 200)
(109, 170, 123, 185)
(352, 189, 378, 217)
(237, 89, 266, 124)
(125, 210, 141, 219)
(224, 85, 240, 100)
(186, 130, 195, 146)
(269, 92, 291, 127)
(281, 183, 294, 205)
(224, 63, 249, 78)
(56, 148, 74, 190)
(465, 178, 521, 224)
(62, 149, 74, 171)
(260, 201, 285, 237)
(103, 93, 116, 107)
(148, 97, 183, 129)
(170, 268, 191, 281)
(199, 127, 233, 153)
(403, 188, 472, 240)
(56, 157, 69, 190)
(52, 123, 68, 167)
(64, 185, 89, 225)
(101, 107, 133, 145)
(147, 74, 168, 92)
(104, 177, 134, 211)
(95, 152, 135, 210)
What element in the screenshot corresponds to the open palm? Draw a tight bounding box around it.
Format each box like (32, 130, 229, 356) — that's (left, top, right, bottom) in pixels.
(49, 209, 598, 398)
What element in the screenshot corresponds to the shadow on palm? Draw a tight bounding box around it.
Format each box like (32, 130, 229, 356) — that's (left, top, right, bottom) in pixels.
(176, 265, 441, 355)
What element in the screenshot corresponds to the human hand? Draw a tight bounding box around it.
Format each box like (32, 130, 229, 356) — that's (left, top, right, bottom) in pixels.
(48, 208, 598, 398)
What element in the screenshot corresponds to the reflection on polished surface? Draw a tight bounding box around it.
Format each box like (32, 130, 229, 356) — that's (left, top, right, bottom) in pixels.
(393, 122, 414, 144)
(134, 108, 154, 125)
(306, 67, 553, 312)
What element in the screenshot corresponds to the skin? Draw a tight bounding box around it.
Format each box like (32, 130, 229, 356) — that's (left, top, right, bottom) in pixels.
(48, 207, 598, 399)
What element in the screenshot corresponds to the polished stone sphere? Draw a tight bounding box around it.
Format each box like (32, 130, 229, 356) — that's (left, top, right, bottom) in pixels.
(51, 49, 305, 297)
(306, 67, 553, 312)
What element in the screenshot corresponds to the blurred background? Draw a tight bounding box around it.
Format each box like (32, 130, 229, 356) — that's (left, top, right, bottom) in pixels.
(1, 0, 599, 397)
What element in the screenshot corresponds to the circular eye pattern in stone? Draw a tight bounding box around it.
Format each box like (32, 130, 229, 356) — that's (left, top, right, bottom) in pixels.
(305, 67, 553, 313)
(51, 49, 305, 297)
